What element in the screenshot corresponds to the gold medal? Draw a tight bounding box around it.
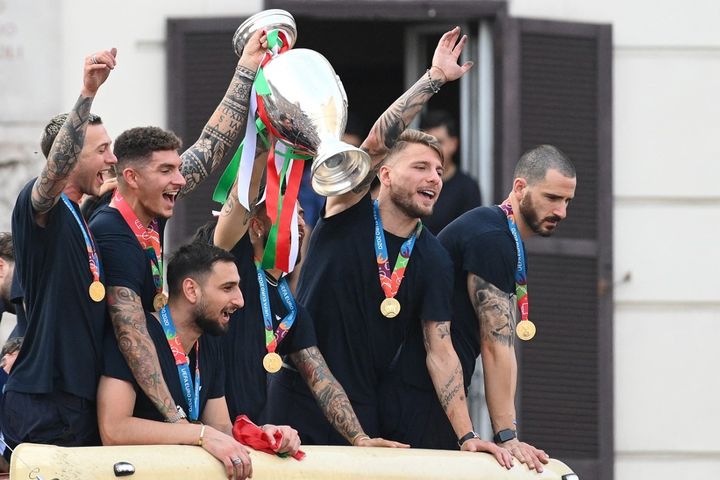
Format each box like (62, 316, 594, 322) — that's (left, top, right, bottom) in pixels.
(380, 297, 401, 318)
(516, 320, 536, 341)
(153, 292, 168, 312)
(88, 281, 105, 302)
(263, 352, 283, 373)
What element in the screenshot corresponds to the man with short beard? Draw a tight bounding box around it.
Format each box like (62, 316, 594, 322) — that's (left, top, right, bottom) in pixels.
(89, 30, 268, 423)
(263, 27, 512, 467)
(209, 171, 405, 447)
(2, 48, 117, 452)
(437, 144, 576, 472)
(97, 241, 300, 480)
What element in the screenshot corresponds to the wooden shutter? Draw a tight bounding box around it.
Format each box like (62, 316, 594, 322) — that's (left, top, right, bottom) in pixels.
(166, 17, 246, 246)
(496, 17, 613, 480)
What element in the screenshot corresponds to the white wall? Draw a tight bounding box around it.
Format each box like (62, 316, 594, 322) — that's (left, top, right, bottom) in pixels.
(60, 0, 263, 142)
(510, 1, 720, 478)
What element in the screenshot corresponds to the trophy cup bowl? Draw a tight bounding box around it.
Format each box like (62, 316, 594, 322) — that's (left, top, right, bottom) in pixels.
(260, 49, 371, 196)
(232, 9, 297, 57)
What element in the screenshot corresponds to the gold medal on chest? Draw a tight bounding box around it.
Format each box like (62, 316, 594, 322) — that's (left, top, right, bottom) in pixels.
(263, 352, 283, 373)
(89, 281, 106, 302)
(380, 297, 401, 318)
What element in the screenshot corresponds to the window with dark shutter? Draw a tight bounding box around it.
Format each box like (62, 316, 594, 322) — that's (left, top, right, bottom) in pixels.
(496, 17, 613, 480)
(166, 18, 248, 247)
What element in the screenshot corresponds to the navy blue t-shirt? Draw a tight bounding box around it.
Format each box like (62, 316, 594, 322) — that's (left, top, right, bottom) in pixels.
(423, 170, 481, 235)
(90, 205, 167, 311)
(102, 311, 225, 422)
(438, 205, 518, 387)
(8, 273, 27, 338)
(294, 193, 453, 405)
(7, 179, 106, 400)
(211, 232, 317, 421)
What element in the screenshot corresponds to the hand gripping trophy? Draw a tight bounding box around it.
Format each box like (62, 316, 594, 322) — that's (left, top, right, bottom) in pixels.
(214, 9, 370, 273)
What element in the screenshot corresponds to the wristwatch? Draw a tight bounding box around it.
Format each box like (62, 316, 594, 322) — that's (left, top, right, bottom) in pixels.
(493, 428, 517, 444)
(457, 431, 480, 447)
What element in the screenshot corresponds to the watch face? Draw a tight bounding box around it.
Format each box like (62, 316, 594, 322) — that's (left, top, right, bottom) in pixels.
(495, 429, 517, 443)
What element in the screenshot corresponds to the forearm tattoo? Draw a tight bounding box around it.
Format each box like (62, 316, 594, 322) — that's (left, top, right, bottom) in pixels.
(423, 322, 466, 411)
(290, 347, 364, 443)
(352, 74, 439, 194)
(107, 286, 177, 418)
(219, 147, 266, 220)
(179, 65, 256, 197)
(32, 95, 93, 213)
(439, 363, 464, 411)
(469, 274, 516, 348)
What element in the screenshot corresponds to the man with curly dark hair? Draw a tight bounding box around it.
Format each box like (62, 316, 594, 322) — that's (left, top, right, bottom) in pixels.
(89, 29, 270, 424)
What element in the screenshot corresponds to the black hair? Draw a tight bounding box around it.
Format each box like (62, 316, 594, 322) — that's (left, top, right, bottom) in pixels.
(166, 241, 235, 297)
(419, 110, 458, 137)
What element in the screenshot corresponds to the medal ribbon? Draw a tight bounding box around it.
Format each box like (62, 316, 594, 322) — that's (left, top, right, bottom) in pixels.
(371, 200, 422, 300)
(113, 192, 163, 296)
(211, 29, 289, 207)
(254, 260, 297, 354)
(499, 202, 529, 323)
(261, 142, 310, 272)
(60, 193, 102, 282)
(159, 305, 200, 422)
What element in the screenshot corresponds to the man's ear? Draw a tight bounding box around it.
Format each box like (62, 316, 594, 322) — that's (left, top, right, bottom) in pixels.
(182, 277, 199, 304)
(378, 164, 392, 187)
(0, 258, 7, 279)
(511, 177, 528, 201)
(121, 167, 140, 190)
(249, 217, 264, 240)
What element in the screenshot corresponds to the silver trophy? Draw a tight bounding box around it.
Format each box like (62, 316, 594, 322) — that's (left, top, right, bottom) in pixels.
(233, 10, 370, 196)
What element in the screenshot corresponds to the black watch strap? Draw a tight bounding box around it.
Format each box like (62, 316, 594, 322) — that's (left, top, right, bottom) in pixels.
(457, 431, 480, 447)
(493, 428, 517, 444)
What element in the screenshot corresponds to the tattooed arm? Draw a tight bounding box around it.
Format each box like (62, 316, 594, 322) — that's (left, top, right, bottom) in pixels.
(468, 273, 549, 471)
(178, 30, 267, 197)
(290, 346, 408, 448)
(107, 286, 180, 420)
(32, 49, 117, 225)
(213, 141, 268, 250)
(423, 320, 512, 466)
(325, 27, 472, 217)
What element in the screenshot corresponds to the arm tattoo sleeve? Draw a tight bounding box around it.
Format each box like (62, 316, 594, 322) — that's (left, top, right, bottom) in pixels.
(353, 73, 440, 195)
(107, 286, 178, 418)
(32, 95, 93, 214)
(290, 347, 364, 443)
(468, 274, 516, 348)
(179, 65, 256, 197)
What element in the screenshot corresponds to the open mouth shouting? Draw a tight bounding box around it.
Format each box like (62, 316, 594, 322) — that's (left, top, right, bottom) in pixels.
(418, 188, 438, 202)
(162, 190, 179, 208)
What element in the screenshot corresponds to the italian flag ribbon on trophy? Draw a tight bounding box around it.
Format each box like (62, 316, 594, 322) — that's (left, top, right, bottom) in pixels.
(213, 29, 311, 273)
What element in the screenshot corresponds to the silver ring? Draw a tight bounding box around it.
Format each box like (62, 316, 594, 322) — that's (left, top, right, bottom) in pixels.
(91, 55, 98, 64)
(231, 457, 242, 466)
